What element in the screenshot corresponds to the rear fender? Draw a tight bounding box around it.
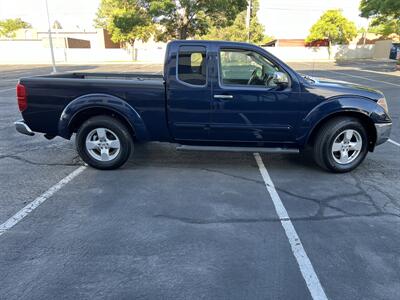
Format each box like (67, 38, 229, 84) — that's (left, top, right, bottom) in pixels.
(58, 93, 149, 140)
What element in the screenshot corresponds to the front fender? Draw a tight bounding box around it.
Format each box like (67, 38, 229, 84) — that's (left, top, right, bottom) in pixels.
(58, 93, 150, 140)
(298, 96, 390, 146)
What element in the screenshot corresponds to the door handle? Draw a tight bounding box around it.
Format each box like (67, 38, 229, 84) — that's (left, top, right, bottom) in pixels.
(213, 94, 233, 99)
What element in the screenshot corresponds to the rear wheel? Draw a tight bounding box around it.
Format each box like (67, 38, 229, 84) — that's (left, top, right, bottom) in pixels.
(313, 117, 368, 173)
(76, 115, 133, 170)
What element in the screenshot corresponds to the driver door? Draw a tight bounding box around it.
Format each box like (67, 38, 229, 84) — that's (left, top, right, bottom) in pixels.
(209, 47, 299, 144)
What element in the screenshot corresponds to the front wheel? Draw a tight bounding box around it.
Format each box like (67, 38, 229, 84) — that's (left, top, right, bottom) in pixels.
(76, 115, 133, 170)
(313, 117, 368, 173)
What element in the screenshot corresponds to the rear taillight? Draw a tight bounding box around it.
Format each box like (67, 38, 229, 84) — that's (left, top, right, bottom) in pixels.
(16, 83, 27, 112)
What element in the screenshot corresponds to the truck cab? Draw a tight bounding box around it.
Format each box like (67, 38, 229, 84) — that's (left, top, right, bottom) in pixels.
(166, 41, 301, 146)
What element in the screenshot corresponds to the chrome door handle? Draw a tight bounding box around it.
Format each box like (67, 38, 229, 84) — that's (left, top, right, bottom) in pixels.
(213, 94, 233, 99)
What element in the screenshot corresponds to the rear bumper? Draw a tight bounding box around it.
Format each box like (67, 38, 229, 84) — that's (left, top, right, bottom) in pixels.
(14, 120, 35, 136)
(375, 122, 392, 145)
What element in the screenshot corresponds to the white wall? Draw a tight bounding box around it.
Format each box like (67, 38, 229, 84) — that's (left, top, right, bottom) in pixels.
(133, 43, 375, 62)
(63, 49, 131, 62)
(133, 40, 167, 63)
(0, 40, 376, 64)
(264, 45, 375, 61)
(373, 40, 392, 59)
(266, 46, 329, 61)
(0, 40, 131, 63)
(333, 44, 375, 60)
(0, 40, 53, 63)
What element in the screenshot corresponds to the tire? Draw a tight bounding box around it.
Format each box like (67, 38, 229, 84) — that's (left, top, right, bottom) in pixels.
(313, 117, 368, 173)
(76, 115, 133, 170)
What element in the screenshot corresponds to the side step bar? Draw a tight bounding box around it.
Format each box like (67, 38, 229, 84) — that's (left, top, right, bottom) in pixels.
(176, 145, 299, 154)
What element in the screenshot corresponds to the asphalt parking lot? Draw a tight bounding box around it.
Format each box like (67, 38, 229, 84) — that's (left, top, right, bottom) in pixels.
(0, 60, 399, 299)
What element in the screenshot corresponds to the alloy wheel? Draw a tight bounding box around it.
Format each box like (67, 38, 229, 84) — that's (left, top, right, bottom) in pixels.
(85, 128, 121, 161)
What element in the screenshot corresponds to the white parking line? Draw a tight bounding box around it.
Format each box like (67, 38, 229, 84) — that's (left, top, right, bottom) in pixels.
(254, 153, 328, 300)
(300, 69, 400, 87)
(389, 139, 400, 147)
(294, 61, 400, 88)
(0, 166, 86, 237)
(0, 87, 15, 93)
(324, 70, 400, 88)
(346, 68, 400, 78)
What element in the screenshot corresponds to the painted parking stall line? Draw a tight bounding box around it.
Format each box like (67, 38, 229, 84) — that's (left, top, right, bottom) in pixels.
(389, 139, 400, 147)
(254, 153, 328, 300)
(0, 166, 86, 237)
(293, 61, 400, 87)
(324, 70, 400, 88)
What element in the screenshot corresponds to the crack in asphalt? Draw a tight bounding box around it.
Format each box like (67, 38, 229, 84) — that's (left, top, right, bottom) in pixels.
(153, 211, 400, 224)
(201, 167, 399, 219)
(0, 141, 70, 158)
(362, 181, 400, 210)
(121, 163, 400, 222)
(0, 153, 82, 167)
(201, 168, 264, 185)
(350, 173, 382, 212)
(154, 168, 400, 224)
(1, 144, 398, 222)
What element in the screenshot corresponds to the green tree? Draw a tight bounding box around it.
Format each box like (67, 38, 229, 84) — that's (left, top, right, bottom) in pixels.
(368, 19, 400, 37)
(146, 0, 247, 40)
(360, 0, 400, 37)
(0, 18, 31, 38)
(200, 0, 272, 44)
(306, 10, 357, 57)
(360, 0, 400, 20)
(201, 11, 271, 44)
(95, 0, 154, 49)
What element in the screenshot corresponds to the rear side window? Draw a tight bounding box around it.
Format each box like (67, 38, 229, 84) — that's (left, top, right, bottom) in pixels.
(177, 46, 207, 86)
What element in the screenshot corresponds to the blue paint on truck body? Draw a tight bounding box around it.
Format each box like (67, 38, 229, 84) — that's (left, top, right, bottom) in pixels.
(18, 40, 391, 150)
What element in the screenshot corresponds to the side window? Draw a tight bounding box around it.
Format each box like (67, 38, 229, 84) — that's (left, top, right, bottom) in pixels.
(219, 49, 281, 87)
(178, 46, 207, 86)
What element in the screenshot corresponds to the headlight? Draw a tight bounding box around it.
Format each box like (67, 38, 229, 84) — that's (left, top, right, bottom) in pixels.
(377, 97, 388, 113)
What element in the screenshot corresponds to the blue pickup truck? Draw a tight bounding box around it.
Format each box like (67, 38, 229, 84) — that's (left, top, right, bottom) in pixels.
(15, 40, 391, 172)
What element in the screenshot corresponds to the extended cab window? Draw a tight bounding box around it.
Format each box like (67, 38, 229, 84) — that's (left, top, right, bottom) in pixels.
(219, 49, 282, 88)
(178, 46, 207, 86)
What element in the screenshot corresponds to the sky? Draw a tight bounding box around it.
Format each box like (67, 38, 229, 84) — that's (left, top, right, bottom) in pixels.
(0, 0, 369, 38)
(0, 0, 99, 31)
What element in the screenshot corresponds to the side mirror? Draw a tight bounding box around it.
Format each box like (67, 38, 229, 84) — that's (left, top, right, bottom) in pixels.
(272, 71, 289, 86)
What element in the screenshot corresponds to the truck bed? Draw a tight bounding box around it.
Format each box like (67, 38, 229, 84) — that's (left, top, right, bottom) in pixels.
(19, 72, 168, 140)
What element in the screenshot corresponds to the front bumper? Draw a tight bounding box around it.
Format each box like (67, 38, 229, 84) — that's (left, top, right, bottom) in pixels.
(14, 120, 34, 136)
(375, 122, 392, 145)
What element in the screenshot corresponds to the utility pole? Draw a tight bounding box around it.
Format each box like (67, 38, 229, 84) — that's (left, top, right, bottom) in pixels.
(246, 0, 252, 42)
(45, 0, 57, 73)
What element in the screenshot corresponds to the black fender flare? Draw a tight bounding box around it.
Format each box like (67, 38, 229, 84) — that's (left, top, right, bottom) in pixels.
(298, 96, 389, 147)
(57, 93, 150, 140)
